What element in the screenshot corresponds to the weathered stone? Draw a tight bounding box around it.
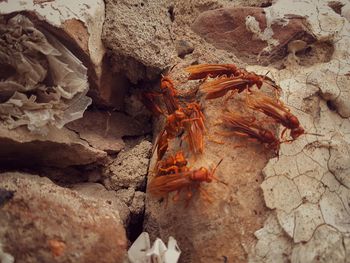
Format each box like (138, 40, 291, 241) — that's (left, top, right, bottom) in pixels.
(191, 6, 315, 64)
(249, 0, 350, 261)
(0, 125, 106, 168)
(291, 225, 345, 263)
(102, 0, 175, 83)
(0, 172, 127, 263)
(103, 140, 152, 191)
(175, 40, 195, 58)
(249, 214, 292, 263)
(67, 111, 151, 153)
(0, 0, 127, 109)
(71, 182, 130, 226)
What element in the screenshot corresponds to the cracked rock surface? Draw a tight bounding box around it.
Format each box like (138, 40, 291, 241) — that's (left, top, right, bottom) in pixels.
(248, 0, 350, 261)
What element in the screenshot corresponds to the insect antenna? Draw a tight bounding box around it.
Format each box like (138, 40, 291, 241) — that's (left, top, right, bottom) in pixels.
(304, 132, 324, 137)
(211, 159, 228, 186)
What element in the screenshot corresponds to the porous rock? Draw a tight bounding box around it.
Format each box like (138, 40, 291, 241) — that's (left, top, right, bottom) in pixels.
(0, 172, 127, 263)
(0, 125, 106, 168)
(102, 0, 176, 83)
(103, 140, 152, 191)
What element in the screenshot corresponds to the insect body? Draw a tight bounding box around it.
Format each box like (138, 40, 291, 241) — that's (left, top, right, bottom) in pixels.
(148, 160, 224, 205)
(160, 75, 180, 114)
(155, 151, 188, 176)
(156, 103, 205, 160)
(200, 73, 280, 100)
(185, 64, 241, 80)
(220, 111, 280, 153)
(246, 93, 304, 140)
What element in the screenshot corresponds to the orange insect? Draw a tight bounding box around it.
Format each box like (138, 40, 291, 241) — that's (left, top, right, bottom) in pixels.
(185, 64, 242, 80)
(155, 151, 188, 176)
(182, 102, 206, 155)
(219, 111, 281, 153)
(245, 93, 304, 140)
(160, 75, 180, 114)
(200, 73, 279, 100)
(155, 103, 205, 160)
(148, 159, 225, 206)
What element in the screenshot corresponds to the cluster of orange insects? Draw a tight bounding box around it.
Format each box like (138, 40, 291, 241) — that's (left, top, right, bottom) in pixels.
(142, 64, 308, 206)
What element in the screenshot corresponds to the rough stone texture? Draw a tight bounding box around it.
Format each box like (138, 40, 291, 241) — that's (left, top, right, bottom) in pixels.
(291, 225, 346, 263)
(248, 0, 350, 262)
(71, 183, 130, 225)
(191, 6, 316, 64)
(0, 0, 127, 108)
(67, 111, 151, 153)
(103, 140, 152, 191)
(0, 125, 106, 168)
(249, 214, 292, 263)
(102, 0, 176, 83)
(0, 172, 127, 263)
(175, 40, 195, 58)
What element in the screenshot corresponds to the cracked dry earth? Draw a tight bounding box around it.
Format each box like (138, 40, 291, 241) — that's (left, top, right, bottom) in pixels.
(248, 1, 350, 262)
(1, 0, 350, 262)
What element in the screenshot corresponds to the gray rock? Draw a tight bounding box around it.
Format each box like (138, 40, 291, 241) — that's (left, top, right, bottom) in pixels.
(103, 140, 152, 191)
(102, 0, 176, 82)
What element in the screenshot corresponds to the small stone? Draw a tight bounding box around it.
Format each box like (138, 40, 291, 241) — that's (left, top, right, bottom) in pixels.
(175, 40, 194, 58)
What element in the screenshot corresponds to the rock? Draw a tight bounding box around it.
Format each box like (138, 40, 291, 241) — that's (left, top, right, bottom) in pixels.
(0, 14, 92, 133)
(102, 0, 175, 83)
(175, 40, 195, 58)
(0, 0, 127, 109)
(248, 0, 350, 261)
(0, 172, 127, 263)
(291, 225, 346, 263)
(328, 135, 350, 189)
(0, 124, 106, 168)
(67, 110, 151, 153)
(249, 214, 292, 263)
(130, 191, 145, 219)
(71, 183, 130, 226)
(191, 6, 315, 64)
(103, 140, 152, 191)
(307, 68, 350, 118)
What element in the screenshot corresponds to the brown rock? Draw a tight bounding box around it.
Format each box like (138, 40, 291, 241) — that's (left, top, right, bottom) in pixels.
(191, 7, 315, 64)
(0, 124, 106, 168)
(67, 110, 151, 153)
(0, 172, 127, 263)
(71, 183, 130, 226)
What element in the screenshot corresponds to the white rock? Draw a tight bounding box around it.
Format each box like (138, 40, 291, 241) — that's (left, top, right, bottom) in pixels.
(291, 225, 345, 263)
